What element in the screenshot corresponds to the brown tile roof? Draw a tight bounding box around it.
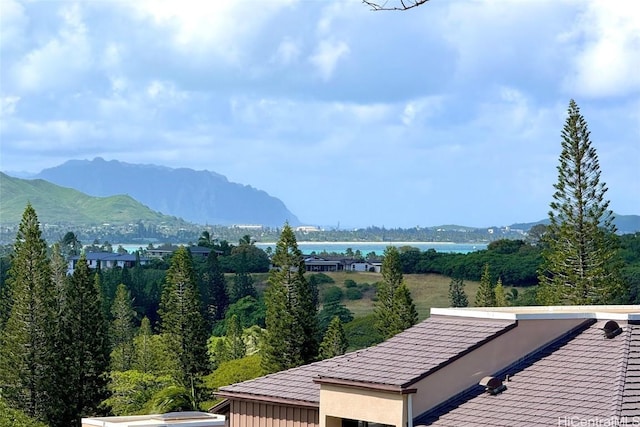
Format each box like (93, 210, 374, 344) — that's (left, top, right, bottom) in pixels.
(416, 322, 640, 426)
(216, 316, 515, 406)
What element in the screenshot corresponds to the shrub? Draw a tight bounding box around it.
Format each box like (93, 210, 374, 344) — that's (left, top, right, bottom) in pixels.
(345, 288, 363, 300)
(308, 273, 335, 285)
(322, 286, 344, 304)
(344, 279, 357, 288)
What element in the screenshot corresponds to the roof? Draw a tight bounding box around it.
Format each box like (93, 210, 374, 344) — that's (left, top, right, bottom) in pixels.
(216, 316, 515, 405)
(431, 305, 640, 321)
(415, 321, 640, 426)
(71, 253, 148, 262)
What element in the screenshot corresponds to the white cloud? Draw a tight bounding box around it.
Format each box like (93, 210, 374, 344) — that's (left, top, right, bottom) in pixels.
(309, 39, 350, 81)
(127, 0, 297, 64)
(401, 96, 444, 126)
(0, 0, 28, 50)
(10, 3, 91, 92)
(0, 96, 20, 116)
(566, 1, 640, 97)
(273, 38, 301, 66)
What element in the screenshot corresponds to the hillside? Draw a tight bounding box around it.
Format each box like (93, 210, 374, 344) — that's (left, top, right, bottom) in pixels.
(35, 158, 300, 227)
(0, 172, 184, 226)
(510, 214, 640, 234)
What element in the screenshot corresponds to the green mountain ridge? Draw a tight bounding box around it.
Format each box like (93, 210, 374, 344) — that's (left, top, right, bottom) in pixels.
(0, 172, 184, 225)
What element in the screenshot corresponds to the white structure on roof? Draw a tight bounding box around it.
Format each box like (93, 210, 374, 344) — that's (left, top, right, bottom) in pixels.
(81, 411, 225, 427)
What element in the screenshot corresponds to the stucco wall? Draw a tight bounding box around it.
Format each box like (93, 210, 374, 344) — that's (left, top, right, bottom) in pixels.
(319, 384, 407, 427)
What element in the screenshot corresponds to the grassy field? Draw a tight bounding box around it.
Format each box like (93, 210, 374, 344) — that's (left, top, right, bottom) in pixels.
(315, 271, 482, 320)
(252, 271, 530, 320)
(252, 271, 495, 320)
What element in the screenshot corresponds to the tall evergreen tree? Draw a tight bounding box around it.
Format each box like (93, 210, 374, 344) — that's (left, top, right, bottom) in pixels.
(475, 264, 496, 307)
(229, 270, 257, 304)
(391, 282, 418, 333)
(448, 277, 469, 307)
(374, 246, 413, 339)
(132, 316, 176, 376)
(0, 204, 55, 422)
(319, 316, 348, 360)
(225, 314, 246, 361)
(494, 277, 507, 307)
(55, 255, 110, 426)
(262, 223, 318, 373)
(538, 99, 624, 305)
(110, 283, 137, 371)
(49, 243, 68, 315)
(200, 251, 229, 326)
(159, 247, 209, 388)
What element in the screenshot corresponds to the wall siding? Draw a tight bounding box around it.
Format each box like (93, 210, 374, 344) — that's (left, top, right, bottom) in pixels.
(230, 400, 319, 427)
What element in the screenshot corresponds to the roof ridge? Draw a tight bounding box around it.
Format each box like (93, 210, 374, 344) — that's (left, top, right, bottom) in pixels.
(613, 324, 633, 418)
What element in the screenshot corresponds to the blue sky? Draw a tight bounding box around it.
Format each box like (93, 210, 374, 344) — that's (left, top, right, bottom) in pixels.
(1, 0, 638, 228)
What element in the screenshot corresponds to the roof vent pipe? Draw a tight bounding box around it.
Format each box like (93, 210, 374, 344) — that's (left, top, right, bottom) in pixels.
(479, 376, 507, 395)
(602, 320, 623, 339)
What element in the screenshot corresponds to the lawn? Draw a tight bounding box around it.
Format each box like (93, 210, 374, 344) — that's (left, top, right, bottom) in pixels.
(251, 270, 529, 321)
(315, 272, 483, 320)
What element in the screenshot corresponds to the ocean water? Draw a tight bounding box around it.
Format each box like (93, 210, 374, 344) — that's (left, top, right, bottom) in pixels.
(117, 242, 486, 255)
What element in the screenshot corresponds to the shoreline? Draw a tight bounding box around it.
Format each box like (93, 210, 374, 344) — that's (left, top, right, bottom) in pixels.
(255, 241, 461, 245)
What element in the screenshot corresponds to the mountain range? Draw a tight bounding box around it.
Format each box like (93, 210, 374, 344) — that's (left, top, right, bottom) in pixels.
(0, 171, 183, 226)
(34, 158, 299, 227)
(1, 158, 638, 233)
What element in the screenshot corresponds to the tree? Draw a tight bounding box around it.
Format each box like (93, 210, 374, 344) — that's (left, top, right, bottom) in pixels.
(448, 277, 469, 308)
(318, 301, 354, 335)
(319, 317, 348, 360)
(229, 270, 257, 303)
(103, 370, 173, 416)
(0, 204, 56, 423)
(390, 282, 418, 333)
(200, 251, 229, 326)
(159, 247, 209, 389)
(475, 264, 496, 307)
(375, 246, 416, 339)
(60, 231, 82, 259)
(224, 314, 247, 361)
(132, 317, 178, 376)
(538, 100, 624, 305)
(110, 284, 137, 372)
(363, 0, 431, 11)
(262, 223, 318, 373)
(56, 255, 110, 426)
(494, 277, 507, 307)
(49, 243, 69, 315)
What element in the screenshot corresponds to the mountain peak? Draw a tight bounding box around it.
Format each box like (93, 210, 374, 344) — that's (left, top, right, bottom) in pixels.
(36, 159, 299, 227)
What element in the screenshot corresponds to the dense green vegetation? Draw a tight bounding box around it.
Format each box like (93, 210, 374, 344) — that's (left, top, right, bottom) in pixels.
(0, 172, 184, 227)
(1, 201, 638, 425)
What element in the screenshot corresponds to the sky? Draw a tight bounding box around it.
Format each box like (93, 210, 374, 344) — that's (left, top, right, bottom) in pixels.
(1, 0, 639, 228)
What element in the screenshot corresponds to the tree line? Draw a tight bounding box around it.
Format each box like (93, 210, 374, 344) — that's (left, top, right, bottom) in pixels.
(0, 207, 418, 426)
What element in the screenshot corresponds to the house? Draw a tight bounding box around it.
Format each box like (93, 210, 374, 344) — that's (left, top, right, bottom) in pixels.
(82, 411, 225, 427)
(213, 305, 640, 426)
(303, 256, 344, 272)
(345, 260, 381, 273)
(67, 252, 149, 275)
(146, 245, 213, 259)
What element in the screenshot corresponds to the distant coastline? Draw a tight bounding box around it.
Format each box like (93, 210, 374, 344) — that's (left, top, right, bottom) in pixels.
(256, 241, 485, 255)
(258, 241, 459, 245)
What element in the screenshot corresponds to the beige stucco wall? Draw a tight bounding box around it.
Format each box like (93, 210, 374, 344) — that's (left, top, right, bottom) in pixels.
(319, 384, 407, 427)
(410, 317, 588, 416)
